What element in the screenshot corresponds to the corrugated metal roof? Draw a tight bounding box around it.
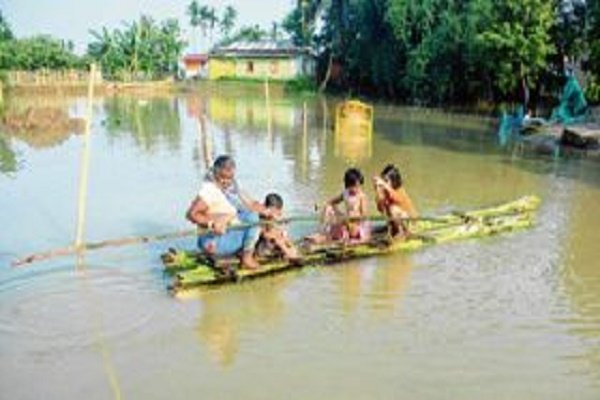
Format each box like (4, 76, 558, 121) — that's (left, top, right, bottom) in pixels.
(211, 39, 315, 58)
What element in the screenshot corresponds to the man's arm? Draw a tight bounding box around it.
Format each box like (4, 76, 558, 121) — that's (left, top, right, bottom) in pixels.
(186, 196, 212, 227)
(240, 191, 273, 217)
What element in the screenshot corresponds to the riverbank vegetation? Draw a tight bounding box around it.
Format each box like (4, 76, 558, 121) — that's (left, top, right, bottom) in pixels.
(87, 16, 185, 81)
(0, 12, 85, 71)
(1, 2, 599, 107)
(283, 0, 600, 106)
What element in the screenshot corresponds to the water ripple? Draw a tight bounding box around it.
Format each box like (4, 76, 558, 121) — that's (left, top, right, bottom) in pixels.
(0, 265, 160, 354)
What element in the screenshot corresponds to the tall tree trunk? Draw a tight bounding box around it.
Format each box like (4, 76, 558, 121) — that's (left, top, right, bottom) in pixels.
(319, 53, 333, 93)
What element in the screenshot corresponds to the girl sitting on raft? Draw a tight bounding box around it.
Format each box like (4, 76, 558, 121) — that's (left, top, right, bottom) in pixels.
(373, 164, 418, 238)
(307, 168, 370, 244)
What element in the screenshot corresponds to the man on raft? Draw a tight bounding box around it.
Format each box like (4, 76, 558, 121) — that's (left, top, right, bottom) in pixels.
(186, 155, 276, 270)
(186, 157, 418, 270)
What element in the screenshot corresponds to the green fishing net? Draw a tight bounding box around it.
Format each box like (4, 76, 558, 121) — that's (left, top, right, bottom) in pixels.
(550, 75, 588, 124)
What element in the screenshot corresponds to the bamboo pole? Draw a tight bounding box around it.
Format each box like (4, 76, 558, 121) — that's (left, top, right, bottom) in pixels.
(322, 97, 328, 138)
(14, 194, 539, 268)
(12, 206, 533, 268)
(198, 99, 213, 170)
(302, 101, 308, 179)
(75, 63, 96, 250)
(74, 67, 121, 397)
(12, 229, 197, 267)
(6, 214, 418, 267)
(265, 73, 273, 147)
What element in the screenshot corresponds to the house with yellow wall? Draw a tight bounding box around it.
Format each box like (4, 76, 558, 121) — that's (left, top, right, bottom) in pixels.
(208, 39, 316, 81)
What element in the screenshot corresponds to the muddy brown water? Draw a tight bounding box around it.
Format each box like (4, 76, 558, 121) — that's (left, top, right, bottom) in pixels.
(1, 90, 599, 399)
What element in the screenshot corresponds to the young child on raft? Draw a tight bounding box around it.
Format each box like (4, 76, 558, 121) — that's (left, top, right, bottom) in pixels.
(308, 168, 370, 244)
(373, 164, 418, 238)
(256, 193, 299, 260)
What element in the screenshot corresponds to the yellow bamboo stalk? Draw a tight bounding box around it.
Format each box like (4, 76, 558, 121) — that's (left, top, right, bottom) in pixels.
(197, 98, 213, 170)
(265, 74, 272, 144)
(302, 101, 308, 178)
(198, 117, 213, 170)
(75, 63, 96, 249)
(303, 101, 308, 135)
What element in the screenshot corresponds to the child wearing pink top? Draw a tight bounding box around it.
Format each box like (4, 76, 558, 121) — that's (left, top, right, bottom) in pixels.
(308, 168, 370, 244)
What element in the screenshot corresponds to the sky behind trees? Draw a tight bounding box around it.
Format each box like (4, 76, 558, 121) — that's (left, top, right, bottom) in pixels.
(1, 0, 291, 53)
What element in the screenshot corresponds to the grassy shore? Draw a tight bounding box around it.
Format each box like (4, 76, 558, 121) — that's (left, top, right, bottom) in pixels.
(4, 75, 318, 97)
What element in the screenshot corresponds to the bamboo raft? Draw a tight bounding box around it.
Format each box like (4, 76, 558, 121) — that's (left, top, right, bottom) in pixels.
(162, 195, 540, 295)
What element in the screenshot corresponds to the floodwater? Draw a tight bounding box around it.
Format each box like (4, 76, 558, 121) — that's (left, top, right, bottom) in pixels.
(1, 86, 599, 399)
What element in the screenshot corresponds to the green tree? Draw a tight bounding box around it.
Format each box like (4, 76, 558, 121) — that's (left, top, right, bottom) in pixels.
(343, 0, 403, 97)
(475, 0, 556, 103)
(283, 0, 323, 46)
(187, 0, 202, 51)
(315, 0, 351, 90)
(554, 0, 588, 62)
(585, 0, 600, 101)
(220, 5, 237, 39)
(388, 0, 449, 102)
(205, 6, 218, 47)
(104, 97, 181, 152)
(270, 22, 280, 40)
(0, 35, 84, 70)
(0, 10, 14, 41)
(282, 7, 306, 46)
(221, 25, 267, 45)
(385, 1, 488, 103)
(278, 0, 597, 105)
(87, 27, 127, 76)
(0, 134, 18, 175)
(87, 16, 185, 80)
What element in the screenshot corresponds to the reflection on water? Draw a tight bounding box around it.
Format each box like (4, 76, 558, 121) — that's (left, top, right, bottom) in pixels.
(0, 94, 86, 149)
(338, 255, 412, 316)
(1, 88, 600, 398)
(562, 183, 600, 380)
(334, 100, 373, 162)
(0, 134, 18, 174)
(103, 96, 181, 152)
(370, 254, 412, 316)
(195, 276, 288, 368)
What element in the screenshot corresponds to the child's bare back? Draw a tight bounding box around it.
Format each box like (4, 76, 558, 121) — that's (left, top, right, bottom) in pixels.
(257, 193, 299, 260)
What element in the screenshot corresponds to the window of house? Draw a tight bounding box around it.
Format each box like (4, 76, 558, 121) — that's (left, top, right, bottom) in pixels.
(270, 61, 279, 75)
(247, 61, 254, 73)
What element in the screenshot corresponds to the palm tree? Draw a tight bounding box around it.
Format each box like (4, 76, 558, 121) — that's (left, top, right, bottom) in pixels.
(88, 27, 121, 77)
(159, 19, 185, 75)
(220, 5, 237, 39)
(187, 0, 202, 52)
(205, 7, 218, 48)
(271, 22, 279, 40)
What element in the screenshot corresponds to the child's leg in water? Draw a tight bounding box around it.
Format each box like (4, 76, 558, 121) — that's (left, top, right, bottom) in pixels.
(273, 234, 299, 259)
(306, 205, 341, 244)
(388, 206, 410, 238)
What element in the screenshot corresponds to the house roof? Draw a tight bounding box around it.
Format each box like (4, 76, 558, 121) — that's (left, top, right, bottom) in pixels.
(211, 39, 315, 59)
(182, 54, 209, 63)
